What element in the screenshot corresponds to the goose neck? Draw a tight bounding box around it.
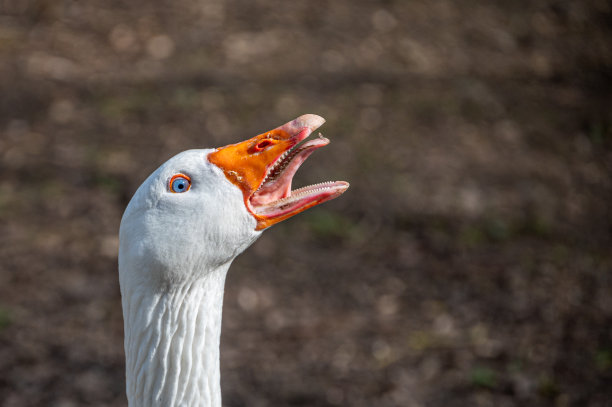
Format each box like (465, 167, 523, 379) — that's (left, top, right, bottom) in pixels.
(122, 265, 229, 407)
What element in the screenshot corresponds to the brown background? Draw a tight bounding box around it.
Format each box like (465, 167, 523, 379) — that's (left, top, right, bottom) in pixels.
(0, 1, 611, 406)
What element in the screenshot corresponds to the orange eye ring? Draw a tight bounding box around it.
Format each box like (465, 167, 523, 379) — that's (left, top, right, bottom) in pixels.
(169, 174, 191, 193)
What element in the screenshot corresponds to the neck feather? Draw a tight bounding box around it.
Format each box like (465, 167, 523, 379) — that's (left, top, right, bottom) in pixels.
(122, 265, 229, 407)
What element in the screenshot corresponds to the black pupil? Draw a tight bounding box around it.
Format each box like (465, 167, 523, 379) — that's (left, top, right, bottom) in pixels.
(177, 183, 184, 189)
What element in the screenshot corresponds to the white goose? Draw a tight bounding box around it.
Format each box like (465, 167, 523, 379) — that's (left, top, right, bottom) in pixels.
(118, 114, 348, 406)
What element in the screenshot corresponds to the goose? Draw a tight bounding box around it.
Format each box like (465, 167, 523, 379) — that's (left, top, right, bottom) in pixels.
(118, 114, 349, 406)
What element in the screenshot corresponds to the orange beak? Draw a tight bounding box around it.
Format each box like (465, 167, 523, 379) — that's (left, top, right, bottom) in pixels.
(208, 114, 349, 230)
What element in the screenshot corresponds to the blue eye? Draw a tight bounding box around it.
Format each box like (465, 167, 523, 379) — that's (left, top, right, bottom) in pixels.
(170, 174, 191, 193)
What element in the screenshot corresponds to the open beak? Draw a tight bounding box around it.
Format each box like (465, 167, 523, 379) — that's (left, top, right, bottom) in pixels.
(208, 114, 349, 230)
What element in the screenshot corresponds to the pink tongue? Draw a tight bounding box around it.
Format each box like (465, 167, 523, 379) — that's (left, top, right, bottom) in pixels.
(250, 150, 312, 205)
(250, 180, 291, 205)
(250, 137, 329, 206)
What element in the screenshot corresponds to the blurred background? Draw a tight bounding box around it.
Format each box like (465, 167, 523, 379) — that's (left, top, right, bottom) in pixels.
(0, 0, 611, 406)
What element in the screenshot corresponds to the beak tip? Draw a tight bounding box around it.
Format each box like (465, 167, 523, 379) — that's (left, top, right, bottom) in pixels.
(295, 114, 325, 130)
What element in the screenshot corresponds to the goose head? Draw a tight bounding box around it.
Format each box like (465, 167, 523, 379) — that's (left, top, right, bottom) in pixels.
(119, 114, 349, 289)
(118, 114, 348, 406)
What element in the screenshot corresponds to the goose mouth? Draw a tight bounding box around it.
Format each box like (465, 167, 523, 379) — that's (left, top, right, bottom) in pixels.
(247, 131, 349, 225)
(208, 114, 349, 230)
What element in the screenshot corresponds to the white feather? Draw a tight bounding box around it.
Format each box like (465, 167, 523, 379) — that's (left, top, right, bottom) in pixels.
(119, 149, 261, 407)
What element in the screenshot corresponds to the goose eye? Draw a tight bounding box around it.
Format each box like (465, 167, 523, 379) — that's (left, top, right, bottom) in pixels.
(169, 174, 191, 193)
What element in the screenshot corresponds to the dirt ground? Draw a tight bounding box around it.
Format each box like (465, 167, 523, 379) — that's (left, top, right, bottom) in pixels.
(1, 1, 611, 406)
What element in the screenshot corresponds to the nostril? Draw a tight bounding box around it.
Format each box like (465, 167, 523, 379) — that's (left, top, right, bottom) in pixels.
(255, 139, 273, 150)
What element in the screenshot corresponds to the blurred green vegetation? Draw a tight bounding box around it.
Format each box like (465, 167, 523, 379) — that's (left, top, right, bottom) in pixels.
(0, 307, 12, 330)
(470, 366, 498, 389)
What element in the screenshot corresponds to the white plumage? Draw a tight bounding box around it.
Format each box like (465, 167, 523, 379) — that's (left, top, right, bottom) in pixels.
(119, 115, 348, 406)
